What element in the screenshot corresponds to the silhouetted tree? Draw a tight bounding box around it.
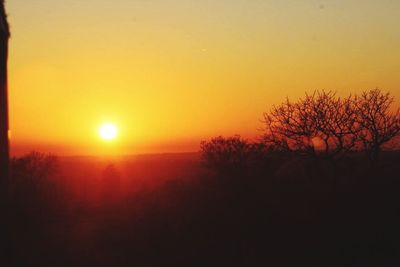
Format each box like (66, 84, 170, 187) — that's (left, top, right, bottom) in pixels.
(200, 135, 253, 174)
(10, 152, 59, 198)
(8, 152, 62, 222)
(303, 91, 358, 158)
(354, 88, 400, 163)
(11, 152, 59, 181)
(263, 91, 357, 159)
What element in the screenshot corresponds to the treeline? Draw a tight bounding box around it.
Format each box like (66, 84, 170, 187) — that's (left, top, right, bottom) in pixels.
(201, 88, 400, 171)
(6, 89, 400, 266)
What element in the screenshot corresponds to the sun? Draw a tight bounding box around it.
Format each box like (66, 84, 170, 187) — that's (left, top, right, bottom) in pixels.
(99, 123, 118, 141)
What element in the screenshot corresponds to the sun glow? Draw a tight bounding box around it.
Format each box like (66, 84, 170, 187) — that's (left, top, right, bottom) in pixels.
(99, 123, 118, 141)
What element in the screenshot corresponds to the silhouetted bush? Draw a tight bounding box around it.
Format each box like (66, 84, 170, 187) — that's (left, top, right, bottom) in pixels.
(200, 135, 286, 183)
(9, 152, 63, 215)
(200, 135, 253, 174)
(11, 151, 58, 181)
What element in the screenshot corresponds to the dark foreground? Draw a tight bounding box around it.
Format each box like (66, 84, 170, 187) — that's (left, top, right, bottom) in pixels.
(2, 152, 400, 266)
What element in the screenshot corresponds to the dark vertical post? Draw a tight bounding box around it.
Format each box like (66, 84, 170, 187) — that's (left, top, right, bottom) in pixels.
(0, 2, 10, 263)
(0, 1, 9, 263)
(0, 0, 9, 183)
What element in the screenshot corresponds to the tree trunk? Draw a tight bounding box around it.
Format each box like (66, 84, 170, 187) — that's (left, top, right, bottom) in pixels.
(368, 145, 380, 169)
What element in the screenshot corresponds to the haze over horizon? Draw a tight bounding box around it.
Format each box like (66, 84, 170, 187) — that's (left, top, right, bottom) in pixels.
(6, 0, 400, 155)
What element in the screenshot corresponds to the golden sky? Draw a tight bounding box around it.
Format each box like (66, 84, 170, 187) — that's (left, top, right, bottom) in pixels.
(6, 0, 400, 155)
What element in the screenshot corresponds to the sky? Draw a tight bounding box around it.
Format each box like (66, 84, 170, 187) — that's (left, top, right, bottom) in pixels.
(6, 0, 400, 155)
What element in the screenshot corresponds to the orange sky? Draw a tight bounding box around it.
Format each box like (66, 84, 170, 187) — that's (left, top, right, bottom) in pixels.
(6, 0, 400, 155)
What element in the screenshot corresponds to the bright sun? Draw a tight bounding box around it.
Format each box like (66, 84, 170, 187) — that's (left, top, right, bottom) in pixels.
(99, 123, 118, 141)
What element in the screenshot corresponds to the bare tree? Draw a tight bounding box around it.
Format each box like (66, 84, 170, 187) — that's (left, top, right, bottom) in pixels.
(263, 91, 357, 159)
(200, 135, 252, 174)
(354, 88, 400, 163)
(305, 91, 358, 158)
(10, 152, 60, 207)
(263, 97, 316, 156)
